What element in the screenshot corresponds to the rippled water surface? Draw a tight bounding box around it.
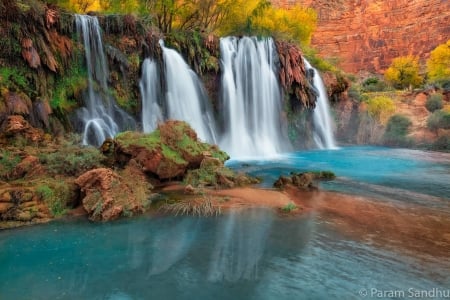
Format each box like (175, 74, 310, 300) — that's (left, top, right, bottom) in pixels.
(1, 147, 449, 299)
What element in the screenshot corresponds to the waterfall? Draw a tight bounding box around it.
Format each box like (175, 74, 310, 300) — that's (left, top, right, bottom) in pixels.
(139, 58, 163, 133)
(75, 15, 135, 146)
(159, 40, 217, 143)
(303, 59, 338, 149)
(219, 36, 288, 157)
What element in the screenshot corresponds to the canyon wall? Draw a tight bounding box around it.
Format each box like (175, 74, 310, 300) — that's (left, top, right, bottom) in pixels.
(273, 0, 450, 74)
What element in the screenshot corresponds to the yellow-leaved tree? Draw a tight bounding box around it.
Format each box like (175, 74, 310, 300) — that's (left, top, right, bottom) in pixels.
(427, 40, 450, 84)
(251, 4, 317, 46)
(384, 55, 423, 90)
(366, 96, 395, 125)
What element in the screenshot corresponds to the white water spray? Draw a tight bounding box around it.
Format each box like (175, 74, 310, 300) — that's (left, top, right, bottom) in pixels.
(219, 36, 288, 157)
(303, 59, 338, 149)
(139, 58, 163, 133)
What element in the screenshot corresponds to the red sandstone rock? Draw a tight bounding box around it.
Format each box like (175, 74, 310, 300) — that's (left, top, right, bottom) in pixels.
(21, 38, 41, 69)
(0, 115, 45, 144)
(75, 168, 147, 221)
(273, 0, 450, 74)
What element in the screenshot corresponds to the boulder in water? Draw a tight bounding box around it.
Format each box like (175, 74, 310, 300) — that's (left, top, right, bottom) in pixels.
(274, 171, 335, 190)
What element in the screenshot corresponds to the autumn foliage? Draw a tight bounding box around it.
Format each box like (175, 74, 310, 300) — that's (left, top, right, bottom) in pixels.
(51, 0, 317, 46)
(384, 55, 423, 90)
(427, 40, 450, 84)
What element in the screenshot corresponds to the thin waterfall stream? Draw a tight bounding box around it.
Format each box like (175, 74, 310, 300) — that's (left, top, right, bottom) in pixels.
(303, 58, 338, 149)
(75, 15, 135, 146)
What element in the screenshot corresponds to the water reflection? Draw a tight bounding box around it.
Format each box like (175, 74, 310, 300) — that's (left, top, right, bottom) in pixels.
(1, 207, 449, 299)
(208, 209, 273, 282)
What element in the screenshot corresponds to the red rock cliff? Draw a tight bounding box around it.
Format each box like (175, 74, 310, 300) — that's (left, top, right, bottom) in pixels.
(273, 0, 450, 74)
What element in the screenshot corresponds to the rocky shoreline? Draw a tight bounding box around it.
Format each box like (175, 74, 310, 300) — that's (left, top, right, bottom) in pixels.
(1, 119, 298, 229)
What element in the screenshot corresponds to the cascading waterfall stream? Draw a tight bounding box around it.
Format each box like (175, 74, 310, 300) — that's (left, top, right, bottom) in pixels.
(140, 58, 163, 133)
(303, 59, 338, 149)
(159, 40, 217, 143)
(219, 36, 288, 157)
(75, 15, 135, 146)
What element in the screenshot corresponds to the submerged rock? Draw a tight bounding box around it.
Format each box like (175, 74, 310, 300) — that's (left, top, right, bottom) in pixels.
(274, 171, 336, 190)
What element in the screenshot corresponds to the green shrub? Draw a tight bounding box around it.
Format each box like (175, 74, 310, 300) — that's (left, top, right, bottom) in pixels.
(383, 114, 413, 147)
(427, 110, 450, 132)
(425, 94, 443, 112)
(36, 184, 67, 217)
(0, 151, 21, 179)
(430, 135, 450, 151)
(281, 202, 297, 213)
(362, 77, 387, 92)
(39, 145, 105, 176)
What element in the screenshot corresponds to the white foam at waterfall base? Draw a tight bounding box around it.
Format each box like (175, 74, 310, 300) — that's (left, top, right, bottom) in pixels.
(219, 36, 289, 158)
(75, 15, 135, 146)
(159, 40, 217, 143)
(303, 58, 338, 150)
(140, 58, 163, 133)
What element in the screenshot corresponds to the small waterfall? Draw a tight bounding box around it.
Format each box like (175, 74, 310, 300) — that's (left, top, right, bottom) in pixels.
(75, 15, 135, 146)
(159, 40, 217, 143)
(219, 36, 287, 157)
(303, 59, 338, 149)
(139, 58, 163, 133)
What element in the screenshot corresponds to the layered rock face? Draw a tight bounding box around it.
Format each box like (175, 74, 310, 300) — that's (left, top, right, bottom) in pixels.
(273, 0, 450, 73)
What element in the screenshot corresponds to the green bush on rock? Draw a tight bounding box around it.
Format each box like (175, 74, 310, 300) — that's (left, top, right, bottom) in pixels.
(113, 121, 229, 180)
(425, 94, 444, 112)
(383, 114, 413, 147)
(39, 145, 106, 177)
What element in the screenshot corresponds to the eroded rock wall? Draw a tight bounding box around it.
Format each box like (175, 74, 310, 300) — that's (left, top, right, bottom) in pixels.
(273, 0, 450, 74)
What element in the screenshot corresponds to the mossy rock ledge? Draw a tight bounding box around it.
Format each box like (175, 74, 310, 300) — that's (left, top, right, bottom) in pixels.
(112, 120, 229, 180)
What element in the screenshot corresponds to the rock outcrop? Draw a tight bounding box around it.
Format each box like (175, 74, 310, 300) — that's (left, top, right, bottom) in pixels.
(274, 171, 335, 190)
(75, 166, 151, 221)
(112, 120, 229, 180)
(273, 0, 450, 73)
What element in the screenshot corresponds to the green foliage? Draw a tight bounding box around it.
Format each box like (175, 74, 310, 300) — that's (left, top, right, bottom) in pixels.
(347, 85, 365, 102)
(184, 167, 217, 187)
(281, 202, 297, 213)
(366, 96, 395, 124)
(430, 135, 450, 151)
(362, 77, 387, 92)
(383, 114, 413, 147)
(309, 170, 336, 180)
(51, 59, 87, 111)
(0, 151, 21, 179)
(425, 94, 443, 112)
(384, 55, 423, 89)
(427, 40, 450, 84)
(39, 145, 105, 176)
(427, 110, 450, 132)
(36, 182, 70, 217)
(36, 185, 53, 200)
(0, 67, 31, 94)
(165, 30, 219, 75)
(303, 47, 337, 72)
